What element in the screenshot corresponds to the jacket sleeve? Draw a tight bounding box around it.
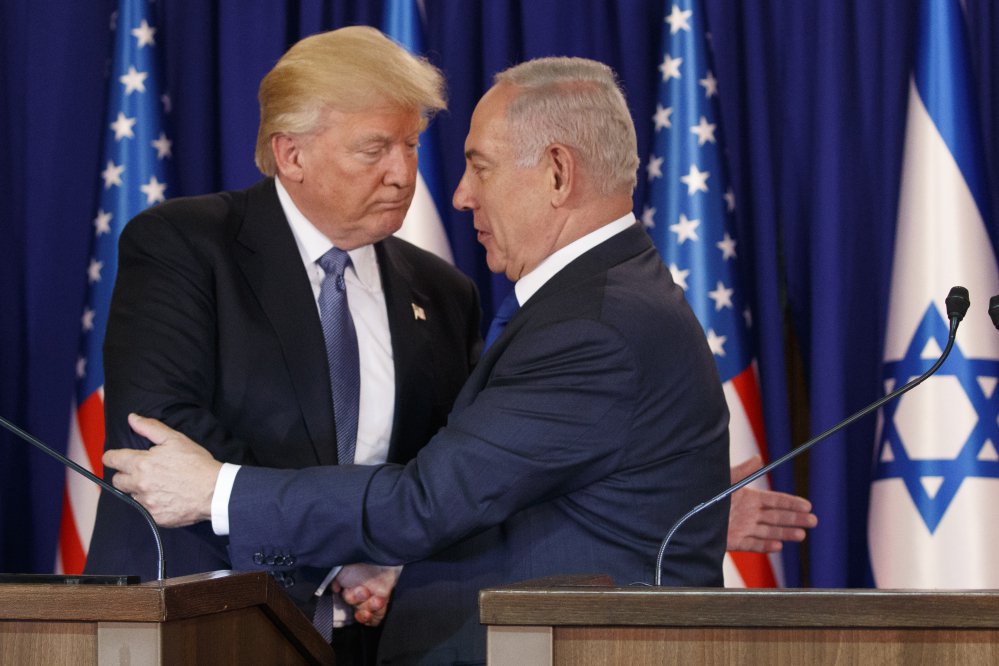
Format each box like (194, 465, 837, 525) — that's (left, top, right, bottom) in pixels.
(227, 316, 638, 568)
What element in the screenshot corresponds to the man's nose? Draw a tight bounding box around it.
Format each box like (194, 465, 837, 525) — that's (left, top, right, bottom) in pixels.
(452, 171, 473, 211)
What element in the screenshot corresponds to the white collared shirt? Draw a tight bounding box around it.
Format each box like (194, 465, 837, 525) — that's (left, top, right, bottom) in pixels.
(513, 212, 636, 306)
(211, 176, 395, 524)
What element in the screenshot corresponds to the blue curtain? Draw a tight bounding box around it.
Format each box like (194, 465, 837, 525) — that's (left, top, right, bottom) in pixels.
(2, 0, 997, 587)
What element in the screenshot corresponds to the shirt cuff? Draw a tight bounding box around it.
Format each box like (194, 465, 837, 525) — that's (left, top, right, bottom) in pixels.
(211, 462, 240, 536)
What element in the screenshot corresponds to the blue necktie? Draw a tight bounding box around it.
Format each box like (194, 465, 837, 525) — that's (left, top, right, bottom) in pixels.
(317, 247, 359, 466)
(484, 291, 520, 351)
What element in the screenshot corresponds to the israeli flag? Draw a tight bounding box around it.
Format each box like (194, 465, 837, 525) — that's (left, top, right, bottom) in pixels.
(868, 0, 999, 588)
(383, 0, 454, 263)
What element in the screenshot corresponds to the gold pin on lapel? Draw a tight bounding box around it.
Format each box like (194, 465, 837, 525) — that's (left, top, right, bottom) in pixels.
(411, 303, 426, 321)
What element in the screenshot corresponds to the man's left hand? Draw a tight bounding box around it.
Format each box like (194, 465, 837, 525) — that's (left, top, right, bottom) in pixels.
(103, 413, 221, 527)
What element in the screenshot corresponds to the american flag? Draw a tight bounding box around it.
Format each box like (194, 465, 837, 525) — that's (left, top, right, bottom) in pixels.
(642, 0, 781, 587)
(57, 0, 174, 574)
(384, 0, 454, 263)
(868, 0, 999, 587)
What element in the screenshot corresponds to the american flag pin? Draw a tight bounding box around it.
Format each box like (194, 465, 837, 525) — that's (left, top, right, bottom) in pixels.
(411, 303, 426, 321)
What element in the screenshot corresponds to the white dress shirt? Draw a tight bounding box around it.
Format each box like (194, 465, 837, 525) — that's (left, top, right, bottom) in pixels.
(213, 176, 396, 623)
(513, 212, 635, 305)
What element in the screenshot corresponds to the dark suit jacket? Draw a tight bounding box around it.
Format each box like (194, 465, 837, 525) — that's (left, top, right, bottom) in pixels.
(85, 179, 481, 610)
(226, 223, 731, 665)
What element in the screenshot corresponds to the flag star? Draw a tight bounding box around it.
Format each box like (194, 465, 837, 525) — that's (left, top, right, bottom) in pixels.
(669, 263, 690, 290)
(76, 356, 87, 379)
(665, 5, 692, 34)
(141, 175, 167, 204)
(699, 71, 719, 98)
(743, 307, 753, 328)
(110, 112, 137, 141)
(119, 66, 148, 95)
(708, 281, 734, 311)
(653, 104, 673, 131)
(161, 93, 172, 113)
(690, 116, 717, 145)
(82, 308, 96, 332)
(641, 205, 657, 228)
(131, 19, 157, 47)
(93, 209, 112, 236)
(724, 187, 736, 212)
(101, 160, 125, 188)
(680, 164, 710, 194)
(646, 155, 664, 181)
(716, 232, 737, 260)
(669, 213, 700, 244)
(659, 53, 683, 82)
(706, 328, 727, 356)
(87, 258, 104, 284)
(151, 132, 173, 159)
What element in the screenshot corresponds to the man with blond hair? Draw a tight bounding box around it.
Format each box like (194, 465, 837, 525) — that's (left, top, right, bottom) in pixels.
(106, 56, 734, 665)
(85, 26, 481, 664)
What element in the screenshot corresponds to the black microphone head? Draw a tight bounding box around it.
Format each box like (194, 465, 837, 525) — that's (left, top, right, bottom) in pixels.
(946, 286, 970, 322)
(989, 295, 999, 330)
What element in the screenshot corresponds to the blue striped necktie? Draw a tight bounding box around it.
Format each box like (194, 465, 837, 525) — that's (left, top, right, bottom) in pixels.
(317, 247, 359, 466)
(484, 291, 520, 351)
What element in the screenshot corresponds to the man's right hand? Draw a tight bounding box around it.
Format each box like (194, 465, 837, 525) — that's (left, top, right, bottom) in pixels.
(103, 413, 221, 527)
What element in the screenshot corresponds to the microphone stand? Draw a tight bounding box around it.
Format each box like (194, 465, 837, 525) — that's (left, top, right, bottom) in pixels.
(0, 415, 166, 581)
(655, 287, 969, 586)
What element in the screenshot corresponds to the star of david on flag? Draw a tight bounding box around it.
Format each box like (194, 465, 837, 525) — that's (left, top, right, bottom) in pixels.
(642, 0, 782, 588)
(868, 0, 999, 588)
(57, 0, 175, 574)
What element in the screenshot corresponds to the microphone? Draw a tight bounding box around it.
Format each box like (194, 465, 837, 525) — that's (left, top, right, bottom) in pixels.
(654, 285, 970, 586)
(988, 295, 999, 330)
(0, 415, 165, 581)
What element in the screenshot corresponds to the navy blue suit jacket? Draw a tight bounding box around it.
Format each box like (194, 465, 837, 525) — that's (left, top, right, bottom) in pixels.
(226, 223, 731, 664)
(85, 179, 481, 610)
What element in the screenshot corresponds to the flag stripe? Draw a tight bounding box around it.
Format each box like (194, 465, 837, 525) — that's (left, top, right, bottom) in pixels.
(77, 391, 106, 475)
(729, 551, 778, 588)
(731, 364, 767, 461)
(57, 492, 87, 574)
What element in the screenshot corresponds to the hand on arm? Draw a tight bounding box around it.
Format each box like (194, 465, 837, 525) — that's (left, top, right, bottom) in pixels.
(103, 413, 221, 527)
(332, 563, 402, 627)
(727, 456, 818, 553)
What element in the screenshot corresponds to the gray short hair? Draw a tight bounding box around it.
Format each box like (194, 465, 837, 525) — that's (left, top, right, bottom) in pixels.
(494, 57, 639, 195)
(255, 26, 446, 176)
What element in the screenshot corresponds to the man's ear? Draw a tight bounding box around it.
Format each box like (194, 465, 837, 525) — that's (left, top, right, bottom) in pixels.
(271, 134, 305, 182)
(546, 143, 575, 207)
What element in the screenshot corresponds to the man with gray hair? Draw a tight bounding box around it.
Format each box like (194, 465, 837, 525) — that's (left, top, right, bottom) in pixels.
(106, 56, 732, 664)
(85, 26, 481, 665)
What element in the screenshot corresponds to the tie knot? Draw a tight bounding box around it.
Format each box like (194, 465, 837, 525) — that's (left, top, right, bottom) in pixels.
(494, 291, 520, 321)
(318, 247, 352, 287)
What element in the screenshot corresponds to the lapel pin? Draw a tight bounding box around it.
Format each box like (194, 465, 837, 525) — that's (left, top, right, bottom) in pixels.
(411, 303, 426, 321)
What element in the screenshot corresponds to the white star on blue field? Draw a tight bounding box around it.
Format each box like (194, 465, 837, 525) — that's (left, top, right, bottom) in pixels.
(874, 303, 999, 533)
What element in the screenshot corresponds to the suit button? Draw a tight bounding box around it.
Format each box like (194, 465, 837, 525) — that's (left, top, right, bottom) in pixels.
(253, 552, 264, 565)
(286, 555, 297, 566)
(274, 555, 287, 566)
(284, 575, 295, 588)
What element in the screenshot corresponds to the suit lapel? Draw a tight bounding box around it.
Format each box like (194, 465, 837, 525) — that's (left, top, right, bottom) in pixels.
(232, 180, 338, 465)
(376, 238, 437, 463)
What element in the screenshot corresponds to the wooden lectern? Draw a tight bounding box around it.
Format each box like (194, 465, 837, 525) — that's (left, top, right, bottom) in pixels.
(480, 575, 999, 665)
(0, 570, 333, 665)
